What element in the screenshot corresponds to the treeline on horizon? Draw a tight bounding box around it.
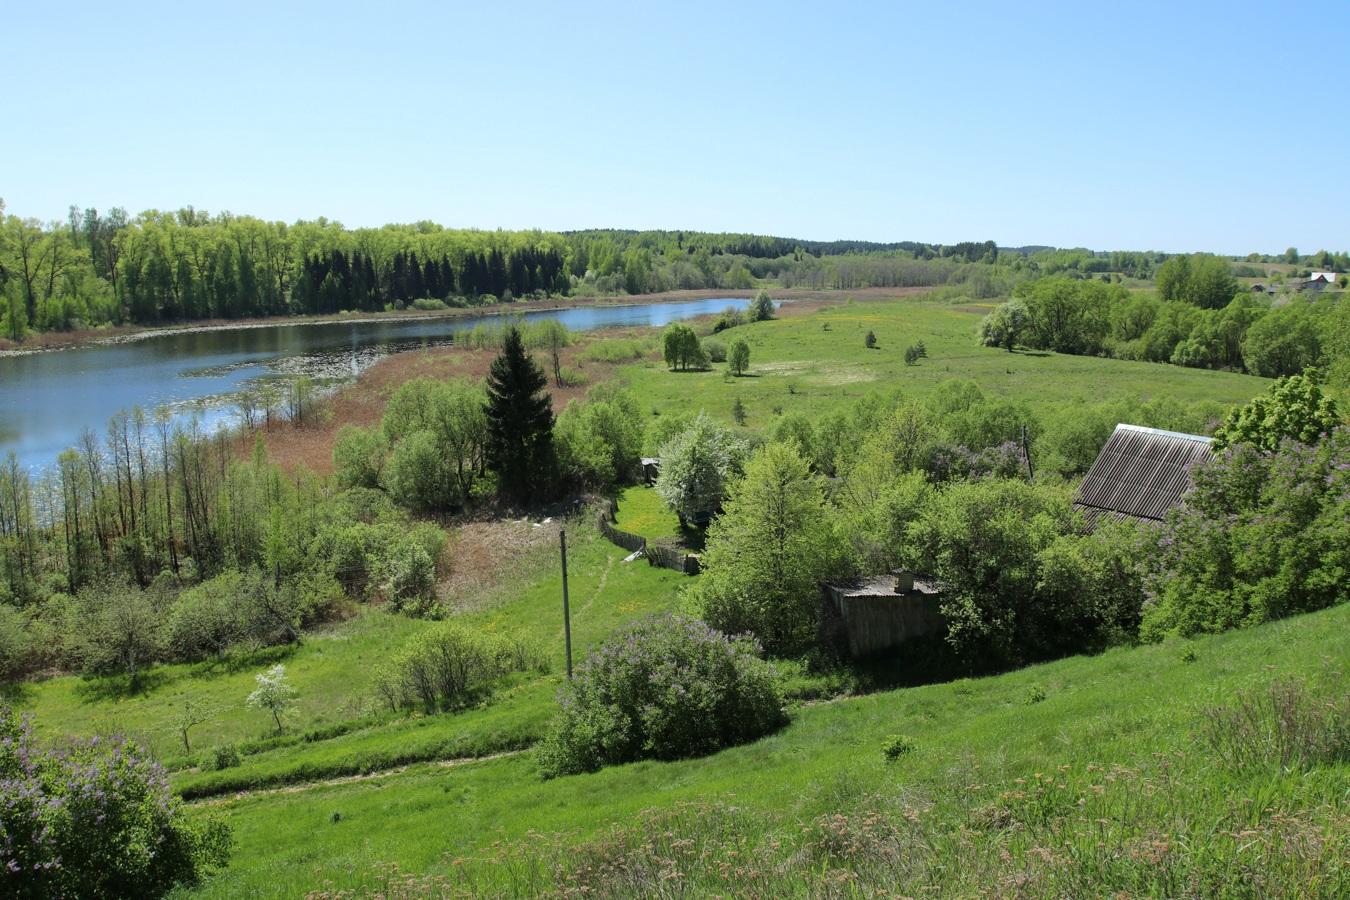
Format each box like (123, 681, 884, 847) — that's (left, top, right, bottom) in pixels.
(6, 198, 1343, 342)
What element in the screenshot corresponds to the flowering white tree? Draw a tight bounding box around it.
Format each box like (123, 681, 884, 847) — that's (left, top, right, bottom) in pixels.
(247, 663, 298, 734)
(655, 412, 747, 525)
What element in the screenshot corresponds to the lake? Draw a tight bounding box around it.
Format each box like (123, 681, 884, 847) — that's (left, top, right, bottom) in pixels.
(0, 297, 753, 471)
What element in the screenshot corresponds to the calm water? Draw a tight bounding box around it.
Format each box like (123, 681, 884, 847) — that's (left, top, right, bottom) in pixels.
(0, 297, 753, 470)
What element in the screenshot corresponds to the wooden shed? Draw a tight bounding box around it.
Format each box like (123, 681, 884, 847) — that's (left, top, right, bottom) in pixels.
(1073, 424, 1213, 529)
(820, 568, 944, 657)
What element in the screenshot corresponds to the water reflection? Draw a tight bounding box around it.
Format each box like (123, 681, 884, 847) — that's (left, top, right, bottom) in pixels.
(0, 297, 753, 470)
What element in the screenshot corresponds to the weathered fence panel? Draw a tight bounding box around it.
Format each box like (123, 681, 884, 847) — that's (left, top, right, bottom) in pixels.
(595, 500, 700, 574)
(645, 544, 701, 575)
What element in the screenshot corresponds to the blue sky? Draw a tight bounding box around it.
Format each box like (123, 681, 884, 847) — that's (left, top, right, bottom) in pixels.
(4, 0, 1346, 255)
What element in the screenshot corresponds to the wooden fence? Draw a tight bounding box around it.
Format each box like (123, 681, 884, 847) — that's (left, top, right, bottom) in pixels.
(595, 505, 700, 575)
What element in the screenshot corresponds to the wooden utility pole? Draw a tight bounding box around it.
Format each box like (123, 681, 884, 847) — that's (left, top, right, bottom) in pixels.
(1022, 425, 1034, 481)
(560, 528, 573, 679)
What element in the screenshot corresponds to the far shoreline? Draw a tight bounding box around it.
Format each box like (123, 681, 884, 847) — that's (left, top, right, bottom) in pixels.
(0, 286, 933, 357)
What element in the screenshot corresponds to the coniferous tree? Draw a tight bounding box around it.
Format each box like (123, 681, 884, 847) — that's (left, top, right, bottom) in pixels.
(485, 325, 555, 504)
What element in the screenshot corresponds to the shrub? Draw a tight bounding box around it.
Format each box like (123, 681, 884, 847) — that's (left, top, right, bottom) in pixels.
(210, 743, 241, 770)
(537, 614, 786, 777)
(881, 735, 917, 760)
(750, 289, 775, 322)
(865, 329, 877, 349)
(712, 306, 745, 333)
(0, 708, 232, 899)
(332, 425, 388, 490)
(411, 297, 448, 311)
(1023, 684, 1047, 704)
(703, 337, 728, 363)
(1141, 427, 1350, 640)
(374, 622, 535, 711)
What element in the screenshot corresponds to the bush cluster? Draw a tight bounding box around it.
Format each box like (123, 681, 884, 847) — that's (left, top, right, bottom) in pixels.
(0, 708, 232, 899)
(537, 614, 786, 777)
(1141, 425, 1350, 640)
(373, 622, 545, 711)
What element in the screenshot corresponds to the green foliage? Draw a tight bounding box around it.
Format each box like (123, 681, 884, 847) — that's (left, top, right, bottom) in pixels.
(750, 289, 775, 322)
(702, 337, 728, 363)
(537, 614, 786, 777)
(978, 298, 1029, 350)
(712, 305, 745, 333)
(653, 412, 747, 523)
(1200, 677, 1350, 772)
(581, 337, 650, 363)
(374, 622, 538, 711)
(380, 377, 487, 506)
(865, 329, 877, 348)
(0, 604, 33, 680)
(906, 479, 1143, 667)
(385, 541, 437, 615)
(1015, 277, 1124, 356)
(661, 323, 707, 371)
(1023, 684, 1047, 704)
(485, 325, 555, 504)
(64, 579, 169, 683)
(1241, 303, 1324, 378)
(0, 707, 232, 899)
(1213, 370, 1340, 451)
(332, 425, 388, 490)
(382, 430, 459, 512)
(731, 395, 747, 426)
(693, 443, 845, 654)
(728, 338, 750, 376)
(169, 569, 264, 662)
(210, 743, 241, 771)
(1155, 253, 1239, 309)
(1142, 426, 1350, 640)
(554, 385, 645, 491)
(881, 734, 917, 760)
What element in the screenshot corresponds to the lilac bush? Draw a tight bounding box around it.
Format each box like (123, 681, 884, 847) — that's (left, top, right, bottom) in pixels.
(0, 707, 231, 899)
(1142, 426, 1350, 639)
(537, 614, 787, 778)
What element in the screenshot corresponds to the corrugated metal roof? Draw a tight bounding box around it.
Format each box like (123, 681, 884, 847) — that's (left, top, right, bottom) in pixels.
(1073, 423, 1213, 525)
(827, 575, 940, 598)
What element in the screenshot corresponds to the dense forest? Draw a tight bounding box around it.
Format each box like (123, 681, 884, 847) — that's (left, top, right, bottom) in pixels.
(9, 198, 1343, 343)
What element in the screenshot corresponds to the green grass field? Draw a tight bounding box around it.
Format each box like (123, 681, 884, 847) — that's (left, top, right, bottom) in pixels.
(615, 298, 1268, 430)
(180, 602, 1350, 898)
(14, 525, 688, 798)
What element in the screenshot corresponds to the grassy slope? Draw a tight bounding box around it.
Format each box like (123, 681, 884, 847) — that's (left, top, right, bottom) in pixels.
(185, 603, 1350, 898)
(13, 526, 687, 795)
(618, 298, 1267, 429)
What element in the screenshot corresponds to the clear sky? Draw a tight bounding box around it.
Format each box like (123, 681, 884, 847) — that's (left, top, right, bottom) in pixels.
(4, 0, 1346, 255)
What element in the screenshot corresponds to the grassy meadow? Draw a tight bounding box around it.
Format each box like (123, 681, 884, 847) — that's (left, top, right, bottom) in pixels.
(183, 602, 1350, 898)
(11, 291, 1307, 898)
(613, 296, 1267, 430)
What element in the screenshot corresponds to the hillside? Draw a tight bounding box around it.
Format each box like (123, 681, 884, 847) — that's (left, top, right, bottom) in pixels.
(8, 291, 1332, 899)
(186, 599, 1350, 898)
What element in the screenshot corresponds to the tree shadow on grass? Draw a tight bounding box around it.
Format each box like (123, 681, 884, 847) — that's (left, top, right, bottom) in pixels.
(0, 682, 36, 706)
(73, 667, 174, 703)
(186, 642, 298, 680)
(845, 636, 984, 694)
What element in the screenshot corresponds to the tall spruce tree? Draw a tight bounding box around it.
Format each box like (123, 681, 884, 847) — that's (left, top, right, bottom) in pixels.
(485, 325, 555, 503)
